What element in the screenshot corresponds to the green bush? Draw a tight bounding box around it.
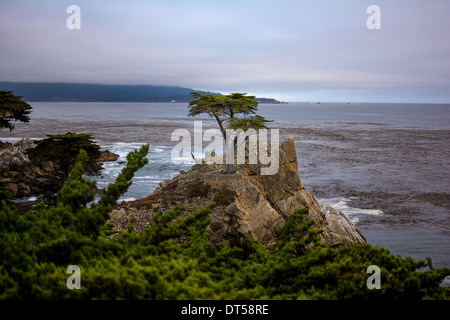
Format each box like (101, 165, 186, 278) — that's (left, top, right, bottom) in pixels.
(0, 144, 448, 300)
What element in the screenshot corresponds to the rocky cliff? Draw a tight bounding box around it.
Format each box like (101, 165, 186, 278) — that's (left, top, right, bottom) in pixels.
(109, 138, 366, 247)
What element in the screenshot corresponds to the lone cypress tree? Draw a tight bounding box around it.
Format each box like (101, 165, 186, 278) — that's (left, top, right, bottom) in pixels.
(188, 92, 273, 173)
(188, 92, 272, 139)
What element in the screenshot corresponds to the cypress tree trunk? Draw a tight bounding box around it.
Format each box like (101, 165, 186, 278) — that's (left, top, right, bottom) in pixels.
(213, 113, 226, 139)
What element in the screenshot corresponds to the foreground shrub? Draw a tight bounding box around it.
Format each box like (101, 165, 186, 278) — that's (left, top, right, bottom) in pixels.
(0, 145, 448, 300)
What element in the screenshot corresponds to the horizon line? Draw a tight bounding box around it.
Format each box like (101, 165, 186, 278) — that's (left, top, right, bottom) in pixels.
(1, 81, 449, 105)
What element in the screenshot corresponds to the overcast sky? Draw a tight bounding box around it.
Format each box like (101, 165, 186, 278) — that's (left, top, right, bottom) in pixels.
(1, 0, 449, 103)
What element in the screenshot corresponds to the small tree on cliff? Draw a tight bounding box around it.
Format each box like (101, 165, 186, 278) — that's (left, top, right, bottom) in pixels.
(188, 92, 272, 139)
(188, 92, 273, 173)
(0, 90, 32, 132)
(26, 132, 102, 183)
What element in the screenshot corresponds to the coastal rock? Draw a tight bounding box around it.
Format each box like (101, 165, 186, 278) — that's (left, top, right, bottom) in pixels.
(0, 139, 119, 199)
(109, 138, 366, 247)
(0, 141, 13, 151)
(0, 138, 45, 197)
(98, 150, 120, 163)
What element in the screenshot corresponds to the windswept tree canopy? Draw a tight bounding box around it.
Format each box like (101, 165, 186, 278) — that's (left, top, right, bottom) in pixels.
(188, 92, 272, 138)
(0, 90, 32, 132)
(26, 132, 102, 183)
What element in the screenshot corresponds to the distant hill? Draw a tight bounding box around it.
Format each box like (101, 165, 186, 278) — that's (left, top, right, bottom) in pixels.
(0, 82, 216, 103)
(0, 82, 282, 103)
(255, 97, 284, 104)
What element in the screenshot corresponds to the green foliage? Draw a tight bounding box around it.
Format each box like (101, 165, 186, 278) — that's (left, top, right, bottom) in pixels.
(228, 115, 273, 131)
(188, 92, 272, 138)
(26, 132, 102, 183)
(0, 90, 32, 132)
(0, 144, 449, 300)
(127, 215, 136, 233)
(272, 208, 323, 257)
(0, 180, 12, 209)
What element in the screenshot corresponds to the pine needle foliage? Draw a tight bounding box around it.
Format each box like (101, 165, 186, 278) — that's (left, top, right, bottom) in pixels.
(188, 92, 272, 138)
(26, 132, 102, 182)
(0, 90, 32, 132)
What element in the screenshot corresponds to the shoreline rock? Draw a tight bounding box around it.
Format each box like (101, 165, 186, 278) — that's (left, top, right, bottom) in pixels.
(0, 138, 119, 199)
(0, 138, 52, 198)
(98, 150, 120, 163)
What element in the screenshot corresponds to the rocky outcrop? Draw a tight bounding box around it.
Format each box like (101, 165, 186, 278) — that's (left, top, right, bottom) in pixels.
(0, 139, 120, 198)
(0, 138, 54, 197)
(98, 150, 120, 163)
(109, 138, 366, 247)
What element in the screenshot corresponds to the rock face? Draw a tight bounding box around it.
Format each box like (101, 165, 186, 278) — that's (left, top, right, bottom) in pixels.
(109, 138, 366, 247)
(98, 150, 120, 163)
(0, 138, 53, 197)
(0, 139, 120, 198)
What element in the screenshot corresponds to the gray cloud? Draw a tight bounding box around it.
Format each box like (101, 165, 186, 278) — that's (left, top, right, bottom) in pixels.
(0, 0, 449, 102)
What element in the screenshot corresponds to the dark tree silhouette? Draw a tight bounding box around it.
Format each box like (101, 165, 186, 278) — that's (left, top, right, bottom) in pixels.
(0, 90, 32, 132)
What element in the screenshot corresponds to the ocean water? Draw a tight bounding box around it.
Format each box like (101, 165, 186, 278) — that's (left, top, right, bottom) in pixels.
(22, 102, 450, 129)
(2, 102, 449, 269)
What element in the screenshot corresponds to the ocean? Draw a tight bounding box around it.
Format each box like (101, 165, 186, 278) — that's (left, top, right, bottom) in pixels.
(2, 102, 449, 270)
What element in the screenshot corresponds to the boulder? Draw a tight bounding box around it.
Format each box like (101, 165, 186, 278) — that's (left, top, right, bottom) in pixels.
(98, 150, 120, 163)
